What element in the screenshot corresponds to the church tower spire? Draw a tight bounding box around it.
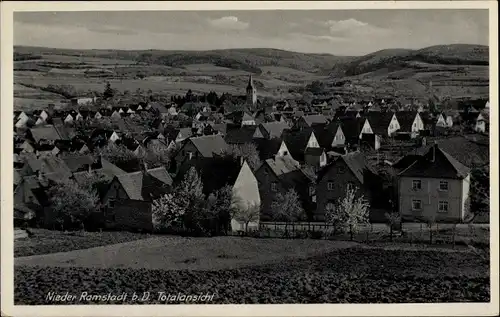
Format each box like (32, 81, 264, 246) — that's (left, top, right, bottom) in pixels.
(246, 75, 257, 108)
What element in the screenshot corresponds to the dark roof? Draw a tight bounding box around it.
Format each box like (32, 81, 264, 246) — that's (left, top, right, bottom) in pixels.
(259, 122, 290, 139)
(282, 128, 314, 162)
(304, 147, 325, 156)
(175, 156, 242, 196)
(253, 138, 283, 161)
(224, 125, 258, 145)
(318, 151, 376, 184)
(301, 114, 328, 127)
(29, 125, 61, 143)
(365, 112, 394, 135)
(396, 111, 418, 132)
(338, 117, 364, 143)
(62, 154, 95, 172)
(398, 144, 470, 179)
(188, 134, 228, 158)
(114, 169, 170, 201)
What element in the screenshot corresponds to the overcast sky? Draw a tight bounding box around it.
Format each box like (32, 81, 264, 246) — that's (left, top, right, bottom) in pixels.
(14, 10, 488, 56)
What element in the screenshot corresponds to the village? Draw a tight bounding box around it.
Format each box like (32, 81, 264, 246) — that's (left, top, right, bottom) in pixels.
(13, 74, 490, 239)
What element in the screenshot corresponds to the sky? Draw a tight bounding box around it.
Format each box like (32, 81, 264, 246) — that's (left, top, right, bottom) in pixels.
(14, 10, 489, 56)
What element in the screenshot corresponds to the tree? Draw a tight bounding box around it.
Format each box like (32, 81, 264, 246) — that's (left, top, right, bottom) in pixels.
(470, 165, 490, 219)
(48, 180, 99, 231)
(327, 186, 370, 240)
(99, 143, 137, 165)
(203, 185, 235, 235)
(224, 143, 262, 170)
(271, 189, 305, 236)
(176, 167, 206, 234)
(384, 212, 401, 242)
(103, 82, 115, 99)
(152, 193, 185, 232)
(138, 142, 173, 169)
(232, 203, 261, 233)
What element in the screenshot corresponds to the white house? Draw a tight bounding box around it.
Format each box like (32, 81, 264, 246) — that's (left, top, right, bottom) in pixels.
(359, 119, 374, 139)
(94, 111, 103, 120)
(109, 131, 121, 143)
(64, 114, 74, 124)
(306, 131, 320, 148)
(39, 110, 49, 121)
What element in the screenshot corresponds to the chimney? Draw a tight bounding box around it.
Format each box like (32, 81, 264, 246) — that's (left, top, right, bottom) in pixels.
(88, 163, 92, 174)
(430, 144, 437, 163)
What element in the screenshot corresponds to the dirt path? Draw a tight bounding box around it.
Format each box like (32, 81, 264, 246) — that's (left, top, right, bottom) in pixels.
(15, 236, 359, 271)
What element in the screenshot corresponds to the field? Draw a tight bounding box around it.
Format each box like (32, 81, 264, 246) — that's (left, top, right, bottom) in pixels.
(14, 240, 490, 304)
(15, 235, 358, 270)
(13, 44, 489, 111)
(14, 229, 151, 257)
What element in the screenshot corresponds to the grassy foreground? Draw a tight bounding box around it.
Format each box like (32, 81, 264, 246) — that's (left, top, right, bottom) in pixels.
(15, 248, 489, 304)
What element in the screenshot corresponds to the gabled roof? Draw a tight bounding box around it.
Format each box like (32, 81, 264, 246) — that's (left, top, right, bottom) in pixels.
(224, 125, 258, 144)
(282, 128, 315, 161)
(259, 122, 290, 139)
(175, 156, 242, 196)
(29, 125, 61, 143)
(317, 151, 376, 184)
(398, 144, 470, 179)
(365, 112, 395, 135)
(188, 134, 228, 158)
(301, 114, 328, 127)
(396, 111, 418, 132)
(116, 172, 145, 200)
(54, 124, 76, 140)
(253, 138, 283, 161)
(24, 155, 72, 178)
(146, 166, 173, 187)
(62, 154, 95, 172)
(338, 117, 364, 143)
(304, 147, 325, 156)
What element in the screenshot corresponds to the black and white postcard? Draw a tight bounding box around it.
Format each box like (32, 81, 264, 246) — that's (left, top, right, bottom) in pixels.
(1, 1, 498, 316)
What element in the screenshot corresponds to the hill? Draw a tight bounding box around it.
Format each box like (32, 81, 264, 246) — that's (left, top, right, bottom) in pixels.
(13, 44, 489, 110)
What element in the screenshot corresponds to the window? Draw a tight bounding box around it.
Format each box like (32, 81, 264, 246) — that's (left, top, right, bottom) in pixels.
(347, 182, 355, 191)
(412, 200, 422, 211)
(283, 151, 288, 156)
(108, 198, 115, 208)
(327, 181, 334, 191)
(439, 181, 449, 191)
(309, 185, 315, 196)
(412, 180, 422, 190)
(325, 202, 336, 212)
(438, 201, 449, 213)
(271, 182, 278, 192)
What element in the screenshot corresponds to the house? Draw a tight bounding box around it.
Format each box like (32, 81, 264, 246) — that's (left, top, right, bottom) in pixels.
(397, 144, 471, 222)
(71, 97, 96, 107)
(282, 128, 321, 163)
(102, 165, 173, 231)
(173, 134, 228, 171)
(254, 122, 290, 140)
(252, 138, 292, 162)
(304, 147, 327, 171)
(365, 112, 400, 137)
(176, 156, 261, 232)
(110, 110, 122, 120)
(294, 114, 328, 130)
(474, 111, 489, 133)
(226, 111, 256, 126)
(255, 156, 315, 221)
(28, 125, 62, 145)
(395, 111, 425, 138)
(436, 112, 454, 128)
(315, 151, 382, 222)
(64, 114, 74, 124)
(224, 125, 258, 145)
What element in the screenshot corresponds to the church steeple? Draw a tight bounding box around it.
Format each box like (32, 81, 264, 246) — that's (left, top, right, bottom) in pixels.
(247, 75, 254, 90)
(246, 75, 257, 107)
